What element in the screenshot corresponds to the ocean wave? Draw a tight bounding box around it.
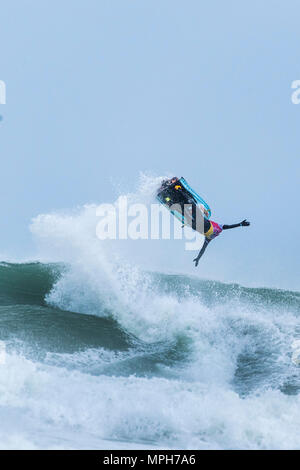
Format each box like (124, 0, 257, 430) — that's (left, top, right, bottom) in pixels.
(0, 174, 299, 449)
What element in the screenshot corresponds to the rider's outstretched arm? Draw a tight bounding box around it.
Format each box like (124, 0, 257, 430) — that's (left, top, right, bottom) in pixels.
(223, 219, 250, 230)
(193, 238, 211, 267)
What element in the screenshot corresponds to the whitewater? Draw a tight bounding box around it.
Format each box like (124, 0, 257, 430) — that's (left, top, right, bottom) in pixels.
(0, 176, 299, 450)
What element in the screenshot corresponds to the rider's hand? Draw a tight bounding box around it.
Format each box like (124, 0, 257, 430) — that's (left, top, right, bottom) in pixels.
(241, 219, 250, 226)
(193, 257, 200, 267)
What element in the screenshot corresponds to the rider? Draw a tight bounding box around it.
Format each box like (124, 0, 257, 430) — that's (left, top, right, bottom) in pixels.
(157, 177, 250, 266)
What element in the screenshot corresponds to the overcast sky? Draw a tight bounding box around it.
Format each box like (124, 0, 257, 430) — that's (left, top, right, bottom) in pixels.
(0, 0, 299, 289)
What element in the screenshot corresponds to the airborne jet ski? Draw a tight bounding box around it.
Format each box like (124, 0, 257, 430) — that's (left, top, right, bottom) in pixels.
(156, 176, 211, 229)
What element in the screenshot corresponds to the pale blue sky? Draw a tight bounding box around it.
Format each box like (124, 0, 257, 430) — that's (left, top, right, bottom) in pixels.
(0, 0, 299, 289)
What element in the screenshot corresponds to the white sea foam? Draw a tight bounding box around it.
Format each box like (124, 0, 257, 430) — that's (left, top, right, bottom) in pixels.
(13, 174, 299, 448)
(0, 350, 300, 449)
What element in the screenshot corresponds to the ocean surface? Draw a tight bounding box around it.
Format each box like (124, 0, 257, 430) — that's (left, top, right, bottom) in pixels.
(0, 260, 300, 450)
(0, 177, 300, 450)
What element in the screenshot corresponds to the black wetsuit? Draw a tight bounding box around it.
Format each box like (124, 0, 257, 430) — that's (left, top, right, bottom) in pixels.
(157, 178, 250, 266)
